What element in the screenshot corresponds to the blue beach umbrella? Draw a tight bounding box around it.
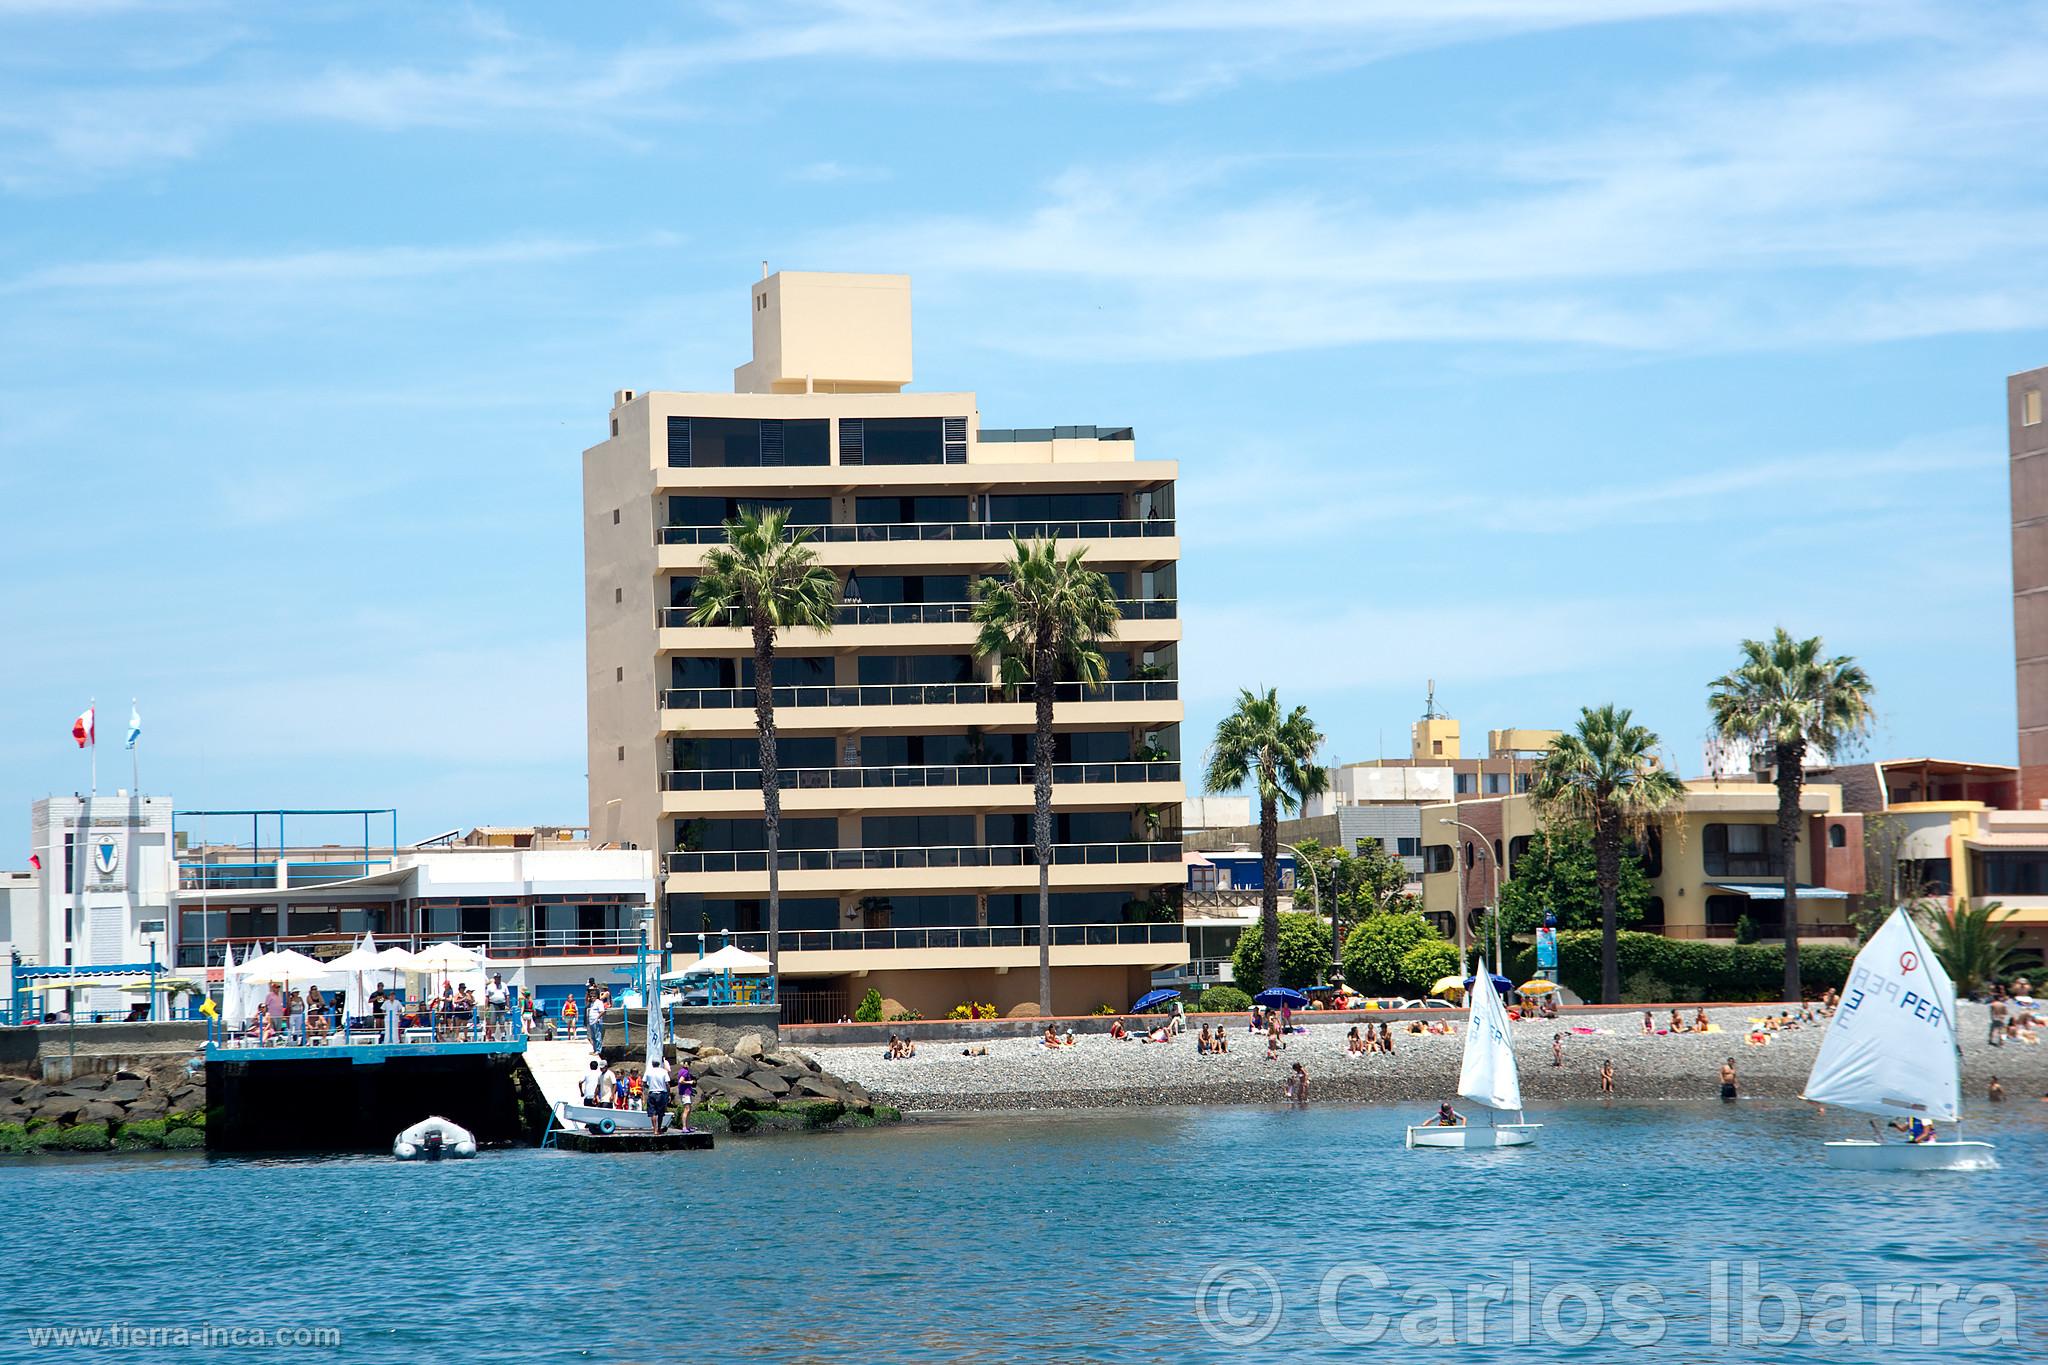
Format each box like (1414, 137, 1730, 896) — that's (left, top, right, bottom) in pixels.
(1253, 987, 1309, 1009)
(1130, 988, 1180, 1013)
(1465, 973, 1514, 998)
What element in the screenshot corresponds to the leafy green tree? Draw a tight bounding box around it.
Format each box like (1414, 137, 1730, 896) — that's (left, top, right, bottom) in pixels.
(1229, 912, 1332, 994)
(1292, 837, 1419, 932)
(852, 987, 884, 1023)
(1206, 689, 1328, 990)
(1532, 705, 1688, 1004)
(1708, 628, 1876, 1000)
(972, 536, 1122, 1017)
(1398, 939, 1463, 995)
(688, 506, 841, 981)
(1496, 827, 1652, 938)
(1919, 901, 2026, 998)
(1341, 911, 1442, 995)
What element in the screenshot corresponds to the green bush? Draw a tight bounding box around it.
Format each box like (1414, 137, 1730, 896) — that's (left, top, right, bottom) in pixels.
(1397, 939, 1463, 995)
(852, 988, 884, 1023)
(885, 1008, 923, 1022)
(0, 1122, 28, 1154)
(1230, 912, 1333, 994)
(1197, 985, 1254, 1013)
(162, 1127, 205, 1150)
(1092, 1003, 1118, 1015)
(1552, 930, 1857, 1002)
(1342, 912, 1442, 995)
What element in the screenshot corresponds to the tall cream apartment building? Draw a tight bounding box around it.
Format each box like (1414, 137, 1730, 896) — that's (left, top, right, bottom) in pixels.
(584, 271, 1188, 1021)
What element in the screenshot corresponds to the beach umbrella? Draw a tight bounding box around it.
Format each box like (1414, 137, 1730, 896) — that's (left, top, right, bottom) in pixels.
(1253, 987, 1309, 1009)
(1465, 972, 1514, 998)
(1129, 988, 1180, 1013)
(410, 941, 485, 973)
(1519, 979, 1560, 995)
(237, 948, 339, 985)
(1429, 976, 1466, 998)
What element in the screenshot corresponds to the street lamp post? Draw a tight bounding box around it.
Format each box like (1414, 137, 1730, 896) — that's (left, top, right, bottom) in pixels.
(1277, 842, 1338, 986)
(1438, 817, 1503, 971)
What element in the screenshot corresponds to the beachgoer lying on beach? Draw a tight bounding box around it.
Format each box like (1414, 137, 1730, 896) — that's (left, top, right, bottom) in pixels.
(1406, 1020, 1425, 1035)
(1423, 1101, 1464, 1127)
(960, 1046, 989, 1057)
(1148, 1026, 1170, 1043)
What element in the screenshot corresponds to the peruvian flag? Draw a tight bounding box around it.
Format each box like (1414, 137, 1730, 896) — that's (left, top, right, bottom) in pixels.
(72, 705, 94, 748)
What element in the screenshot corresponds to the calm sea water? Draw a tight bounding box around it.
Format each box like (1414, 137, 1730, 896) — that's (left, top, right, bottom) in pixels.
(3, 1100, 2043, 1363)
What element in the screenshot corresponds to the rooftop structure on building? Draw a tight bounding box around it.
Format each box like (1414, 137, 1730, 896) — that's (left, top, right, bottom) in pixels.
(584, 269, 1187, 1022)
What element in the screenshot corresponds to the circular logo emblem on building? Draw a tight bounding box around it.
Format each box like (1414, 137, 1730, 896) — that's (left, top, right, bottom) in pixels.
(92, 837, 119, 877)
(1899, 950, 1919, 974)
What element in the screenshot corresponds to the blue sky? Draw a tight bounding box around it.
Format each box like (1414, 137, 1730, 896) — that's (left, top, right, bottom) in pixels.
(2, 1, 2045, 854)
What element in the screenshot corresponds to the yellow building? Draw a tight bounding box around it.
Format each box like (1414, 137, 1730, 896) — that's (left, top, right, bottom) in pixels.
(583, 270, 1187, 1021)
(1419, 780, 1865, 949)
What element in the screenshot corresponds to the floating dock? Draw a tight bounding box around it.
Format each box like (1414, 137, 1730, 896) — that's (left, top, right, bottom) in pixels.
(547, 1127, 715, 1153)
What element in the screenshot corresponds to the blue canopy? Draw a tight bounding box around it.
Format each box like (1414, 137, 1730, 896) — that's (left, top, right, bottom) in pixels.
(1130, 988, 1180, 1013)
(1254, 987, 1309, 1008)
(1465, 974, 1514, 997)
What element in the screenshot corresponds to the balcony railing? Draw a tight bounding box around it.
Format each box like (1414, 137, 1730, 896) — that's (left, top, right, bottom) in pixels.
(172, 928, 648, 969)
(669, 921, 1185, 955)
(660, 679, 1178, 710)
(661, 518, 1176, 546)
(664, 760, 1181, 792)
(665, 841, 1183, 875)
(662, 598, 1177, 629)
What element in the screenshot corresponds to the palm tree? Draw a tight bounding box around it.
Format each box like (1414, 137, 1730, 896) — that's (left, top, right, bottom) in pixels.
(1204, 688, 1327, 992)
(1532, 705, 1687, 1004)
(971, 537, 1122, 1017)
(686, 506, 841, 984)
(1919, 900, 2025, 998)
(1708, 629, 1876, 1000)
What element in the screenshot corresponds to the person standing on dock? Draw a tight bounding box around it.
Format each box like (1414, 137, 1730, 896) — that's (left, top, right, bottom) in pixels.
(645, 1056, 672, 1129)
(485, 974, 509, 1041)
(579, 1057, 603, 1104)
(588, 992, 608, 1054)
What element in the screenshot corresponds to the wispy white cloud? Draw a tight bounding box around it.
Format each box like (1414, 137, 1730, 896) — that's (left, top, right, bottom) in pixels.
(789, 159, 890, 184)
(1, 234, 666, 296)
(0, 0, 1905, 190)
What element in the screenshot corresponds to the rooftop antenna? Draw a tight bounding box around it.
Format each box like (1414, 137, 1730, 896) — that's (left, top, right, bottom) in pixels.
(761, 260, 770, 279)
(1421, 678, 1444, 720)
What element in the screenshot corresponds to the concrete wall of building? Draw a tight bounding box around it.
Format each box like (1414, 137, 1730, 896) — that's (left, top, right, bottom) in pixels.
(584, 409, 663, 853)
(827, 964, 1151, 1021)
(2012, 364, 2048, 805)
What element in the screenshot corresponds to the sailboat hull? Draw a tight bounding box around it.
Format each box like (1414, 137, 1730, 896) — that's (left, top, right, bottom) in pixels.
(1406, 1123, 1541, 1149)
(1822, 1139, 1996, 1172)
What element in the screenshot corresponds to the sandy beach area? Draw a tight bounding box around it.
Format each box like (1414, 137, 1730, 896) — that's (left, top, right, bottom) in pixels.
(809, 1004, 2048, 1112)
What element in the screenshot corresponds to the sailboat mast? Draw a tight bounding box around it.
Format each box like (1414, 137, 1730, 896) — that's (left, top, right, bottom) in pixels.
(1900, 907, 1964, 1133)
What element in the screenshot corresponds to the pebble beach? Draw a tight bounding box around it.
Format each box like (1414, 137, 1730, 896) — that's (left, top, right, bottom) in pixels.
(812, 1004, 2048, 1113)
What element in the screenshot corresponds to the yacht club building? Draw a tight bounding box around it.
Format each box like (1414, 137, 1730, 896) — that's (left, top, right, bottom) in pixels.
(583, 270, 1188, 1021)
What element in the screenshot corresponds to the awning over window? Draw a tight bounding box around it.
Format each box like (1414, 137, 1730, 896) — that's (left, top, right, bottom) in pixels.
(1706, 882, 1850, 900)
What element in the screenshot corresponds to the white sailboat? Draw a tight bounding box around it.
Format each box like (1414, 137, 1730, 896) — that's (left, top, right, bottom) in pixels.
(1406, 960, 1542, 1149)
(1802, 906, 1995, 1172)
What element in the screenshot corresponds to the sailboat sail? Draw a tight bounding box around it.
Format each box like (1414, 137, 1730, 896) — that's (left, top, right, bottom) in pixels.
(645, 976, 666, 1073)
(1802, 907, 1961, 1122)
(1457, 961, 1523, 1111)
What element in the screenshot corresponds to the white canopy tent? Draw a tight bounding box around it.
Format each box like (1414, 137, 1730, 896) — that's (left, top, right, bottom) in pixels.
(233, 948, 341, 987)
(326, 934, 407, 1018)
(661, 944, 772, 981)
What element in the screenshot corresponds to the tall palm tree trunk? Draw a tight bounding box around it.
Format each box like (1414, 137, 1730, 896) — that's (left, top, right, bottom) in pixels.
(1775, 738, 1804, 1002)
(1595, 805, 1621, 1004)
(753, 623, 781, 985)
(1260, 772, 1279, 990)
(1033, 638, 1056, 1017)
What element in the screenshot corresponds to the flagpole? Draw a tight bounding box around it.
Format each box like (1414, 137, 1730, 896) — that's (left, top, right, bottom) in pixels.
(130, 698, 138, 796)
(89, 696, 96, 797)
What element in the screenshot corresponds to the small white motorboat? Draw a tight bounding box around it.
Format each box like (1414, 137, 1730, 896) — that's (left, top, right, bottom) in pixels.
(1803, 907, 1995, 1173)
(393, 1115, 477, 1160)
(1406, 957, 1542, 1151)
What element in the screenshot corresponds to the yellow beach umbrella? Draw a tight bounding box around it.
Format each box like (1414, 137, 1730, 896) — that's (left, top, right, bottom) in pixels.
(1429, 976, 1466, 998)
(1519, 980, 1559, 995)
